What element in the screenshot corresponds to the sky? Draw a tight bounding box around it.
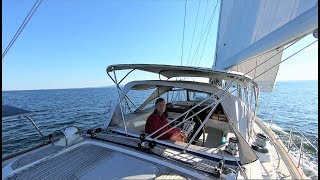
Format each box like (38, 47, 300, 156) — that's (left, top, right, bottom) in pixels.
(2, 0, 318, 91)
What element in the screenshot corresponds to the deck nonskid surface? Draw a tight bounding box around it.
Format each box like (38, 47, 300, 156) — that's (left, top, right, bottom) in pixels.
(5, 143, 193, 180)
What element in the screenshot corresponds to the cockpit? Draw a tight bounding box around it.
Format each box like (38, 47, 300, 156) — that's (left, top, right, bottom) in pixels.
(107, 80, 239, 151)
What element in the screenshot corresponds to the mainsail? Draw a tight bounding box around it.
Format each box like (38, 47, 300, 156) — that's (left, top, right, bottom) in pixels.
(213, 0, 318, 91)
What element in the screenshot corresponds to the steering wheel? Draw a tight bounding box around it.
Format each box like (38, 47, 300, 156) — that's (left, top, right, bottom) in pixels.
(168, 104, 206, 146)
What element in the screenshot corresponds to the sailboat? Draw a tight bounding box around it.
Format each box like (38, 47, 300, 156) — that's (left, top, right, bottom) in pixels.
(2, 0, 318, 179)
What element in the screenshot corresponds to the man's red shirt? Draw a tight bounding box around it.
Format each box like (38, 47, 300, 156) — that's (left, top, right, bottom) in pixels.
(145, 111, 180, 140)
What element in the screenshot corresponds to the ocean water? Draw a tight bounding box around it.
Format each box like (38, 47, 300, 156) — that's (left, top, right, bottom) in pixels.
(2, 80, 318, 178)
(258, 80, 318, 179)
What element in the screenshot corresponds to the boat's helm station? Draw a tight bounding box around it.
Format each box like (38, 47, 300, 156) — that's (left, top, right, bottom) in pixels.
(165, 103, 207, 144)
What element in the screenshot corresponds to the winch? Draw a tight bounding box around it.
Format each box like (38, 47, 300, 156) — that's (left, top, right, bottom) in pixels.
(251, 133, 269, 153)
(225, 137, 238, 155)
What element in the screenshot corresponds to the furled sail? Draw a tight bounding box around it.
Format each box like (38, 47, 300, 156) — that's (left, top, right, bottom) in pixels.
(213, 0, 318, 91)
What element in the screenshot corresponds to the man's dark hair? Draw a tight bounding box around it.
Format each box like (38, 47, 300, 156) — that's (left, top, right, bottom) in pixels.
(155, 98, 165, 105)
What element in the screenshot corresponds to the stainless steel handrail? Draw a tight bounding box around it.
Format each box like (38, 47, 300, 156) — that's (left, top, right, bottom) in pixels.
(25, 116, 45, 139)
(267, 121, 318, 170)
(287, 129, 293, 152)
(52, 130, 68, 146)
(298, 136, 304, 168)
(294, 131, 318, 152)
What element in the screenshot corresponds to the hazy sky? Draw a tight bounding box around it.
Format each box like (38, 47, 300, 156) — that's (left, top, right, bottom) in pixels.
(2, 0, 318, 91)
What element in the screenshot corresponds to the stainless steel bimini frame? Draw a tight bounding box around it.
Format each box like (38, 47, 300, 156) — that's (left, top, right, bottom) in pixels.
(105, 65, 260, 145)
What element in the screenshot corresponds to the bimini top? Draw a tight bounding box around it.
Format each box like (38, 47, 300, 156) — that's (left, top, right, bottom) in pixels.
(106, 64, 257, 86)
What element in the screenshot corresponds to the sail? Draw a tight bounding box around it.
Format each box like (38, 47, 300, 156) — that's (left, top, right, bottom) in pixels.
(229, 47, 284, 92)
(213, 0, 318, 91)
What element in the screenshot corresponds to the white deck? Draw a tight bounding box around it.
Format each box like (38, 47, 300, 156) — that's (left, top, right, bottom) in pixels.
(2, 139, 213, 180)
(2, 119, 309, 180)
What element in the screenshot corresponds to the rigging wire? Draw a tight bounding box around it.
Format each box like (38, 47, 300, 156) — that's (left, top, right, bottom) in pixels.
(191, 0, 208, 67)
(258, 91, 273, 133)
(150, 35, 318, 153)
(195, 0, 219, 67)
(254, 39, 318, 133)
(180, 0, 188, 66)
(199, 0, 209, 40)
(253, 40, 318, 80)
(182, 39, 319, 152)
(188, 0, 219, 67)
(190, 0, 208, 68)
(2, 0, 43, 60)
(231, 35, 304, 80)
(224, 36, 314, 93)
(186, 0, 201, 66)
(250, 39, 318, 120)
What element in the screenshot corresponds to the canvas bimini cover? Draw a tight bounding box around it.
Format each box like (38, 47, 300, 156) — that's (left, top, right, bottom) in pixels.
(213, 0, 318, 92)
(106, 64, 258, 85)
(106, 80, 259, 165)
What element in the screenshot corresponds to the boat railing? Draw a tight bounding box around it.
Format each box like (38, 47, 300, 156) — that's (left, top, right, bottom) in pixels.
(268, 120, 318, 169)
(25, 115, 45, 140)
(252, 114, 317, 179)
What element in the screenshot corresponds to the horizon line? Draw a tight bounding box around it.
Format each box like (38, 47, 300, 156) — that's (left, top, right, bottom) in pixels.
(2, 79, 317, 92)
